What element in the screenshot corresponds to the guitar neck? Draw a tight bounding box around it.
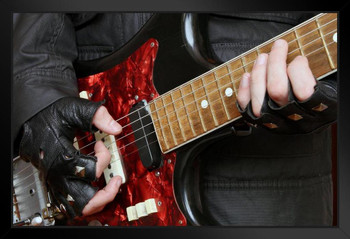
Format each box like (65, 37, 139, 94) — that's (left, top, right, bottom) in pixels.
(149, 13, 338, 153)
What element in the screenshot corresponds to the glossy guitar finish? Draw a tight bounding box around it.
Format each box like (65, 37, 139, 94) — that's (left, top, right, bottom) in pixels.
(74, 38, 182, 226)
(71, 13, 218, 226)
(13, 13, 337, 226)
(73, 12, 338, 226)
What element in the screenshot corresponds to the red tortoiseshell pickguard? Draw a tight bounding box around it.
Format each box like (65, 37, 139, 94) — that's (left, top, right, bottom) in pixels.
(72, 39, 186, 226)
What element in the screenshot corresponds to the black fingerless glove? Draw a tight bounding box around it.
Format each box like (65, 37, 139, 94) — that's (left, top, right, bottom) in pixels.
(19, 97, 103, 218)
(237, 80, 337, 134)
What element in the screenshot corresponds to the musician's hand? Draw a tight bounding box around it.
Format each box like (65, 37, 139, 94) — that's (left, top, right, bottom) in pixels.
(237, 39, 316, 115)
(235, 39, 337, 133)
(19, 97, 123, 218)
(82, 106, 122, 216)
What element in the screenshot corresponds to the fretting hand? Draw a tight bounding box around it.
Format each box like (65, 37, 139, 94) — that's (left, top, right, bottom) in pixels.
(236, 39, 336, 133)
(237, 39, 316, 114)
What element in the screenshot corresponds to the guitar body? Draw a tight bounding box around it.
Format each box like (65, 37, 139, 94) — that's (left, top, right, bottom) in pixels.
(13, 13, 337, 226)
(72, 13, 215, 226)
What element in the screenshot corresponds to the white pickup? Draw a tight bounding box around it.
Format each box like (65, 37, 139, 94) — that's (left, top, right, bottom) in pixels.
(94, 130, 126, 184)
(78, 91, 126, 184)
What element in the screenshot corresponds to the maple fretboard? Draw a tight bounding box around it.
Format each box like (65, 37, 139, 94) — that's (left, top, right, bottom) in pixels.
(149, 13, 337, 153)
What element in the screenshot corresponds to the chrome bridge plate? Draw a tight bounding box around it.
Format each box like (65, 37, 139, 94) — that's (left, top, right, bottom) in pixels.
(12, 157, 54, 226)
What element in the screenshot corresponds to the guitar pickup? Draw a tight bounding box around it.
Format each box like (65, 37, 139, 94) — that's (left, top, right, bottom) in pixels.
(78, 91, 126, 184)
(94, 130, 126, 184)
(129, 100, 162, 171)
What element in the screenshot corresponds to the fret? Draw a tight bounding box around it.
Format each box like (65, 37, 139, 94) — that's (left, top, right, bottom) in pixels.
(200, 76, 219, 126)
(177, 88, 196, 137)
(180, 84, 205, 135)
(242, 51, 258, 72)
(240, 57, 247, 72)
(281, 30, 304, 63)
(150, 13, 337, 153)
(227, 59, 245, 92)
(162, 93, 183, 145)
(154, 98, 176, 150)
(317, 13, 337, 69)
(215, 65, 237, 120)
(292, 29, 305, 57)
(259, 41, 274, 54)
(191, 78, 216, 131)
(170, 89, 194, 141)
(256, 47, 261, 54)
(315, 17, 335, 69)
(261, 30, 302, 63)
(202, 72, 228, 125)
(308, 50, 334, 79)
(295, 18, 333, 78)
(296, 20, 323, 55)
(227, 65, 238, 96)
(213, 71, 231, 120)
(149, 101, 168, 151)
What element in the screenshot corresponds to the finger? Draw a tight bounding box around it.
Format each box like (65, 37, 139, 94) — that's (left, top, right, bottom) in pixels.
(94, 140, 111, 179)
(92, 106, 122, 135)
(251, 53, 268, 117)
(287, 55, 316, 101)
(82, 176, 122, 216)
(267, 39, 289, 106)
(237, 73, 251, 110)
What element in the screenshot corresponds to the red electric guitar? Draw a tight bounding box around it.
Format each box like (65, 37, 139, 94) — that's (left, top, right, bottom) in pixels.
(12, 13, 337, 226)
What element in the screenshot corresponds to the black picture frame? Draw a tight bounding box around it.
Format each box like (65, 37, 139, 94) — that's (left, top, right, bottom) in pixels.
(3, 0, 350, 238)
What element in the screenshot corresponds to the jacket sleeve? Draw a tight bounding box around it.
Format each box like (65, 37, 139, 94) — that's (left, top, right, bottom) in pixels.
(13, 13, 79, 139)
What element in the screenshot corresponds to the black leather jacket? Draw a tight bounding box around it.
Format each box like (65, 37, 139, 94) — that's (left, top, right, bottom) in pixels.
(13, 13, 336, 226)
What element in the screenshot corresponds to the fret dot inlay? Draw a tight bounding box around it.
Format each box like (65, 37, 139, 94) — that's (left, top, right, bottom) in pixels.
(149, 13, 337, 154)
(201, 100, 209, 109)
(225, 88, 233, 97)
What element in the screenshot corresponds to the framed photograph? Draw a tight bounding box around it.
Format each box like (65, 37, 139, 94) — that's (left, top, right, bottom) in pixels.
(4, 0, 350, 238)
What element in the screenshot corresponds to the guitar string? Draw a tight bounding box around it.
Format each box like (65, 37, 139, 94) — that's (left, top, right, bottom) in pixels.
(13, 170, 40, 194)
(80, 30, 338, 155)
(17, 39, 338, 188)
(13, 163, 35, 177)
(12, 171, 52, 208)
(13, 197, 46, 209)
(72, 14, 335, 146)
(14, 30, 337, 178)
(13, 193, 49, 214)
(14, 19, 337, 178)
(91, 27, 338, 162)
(14, 29, 337, 181)
(12, 13, 337, 210)
(86, 39, 338, 157)
(12, 168, 42, 188)
(74, 18, 337, 151)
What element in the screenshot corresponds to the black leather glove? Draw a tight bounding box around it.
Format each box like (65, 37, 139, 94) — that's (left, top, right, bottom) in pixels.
(19, 97, 103, 218)
(237, 80, 337, 134)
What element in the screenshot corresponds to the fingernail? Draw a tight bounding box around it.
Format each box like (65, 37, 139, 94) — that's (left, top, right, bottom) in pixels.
(273, 39, 285, 48)
(240, 73, 250, 88)
(116, 176, 122, 186)
(255, 54, 267, 65)
(110, 120, 122, 133)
